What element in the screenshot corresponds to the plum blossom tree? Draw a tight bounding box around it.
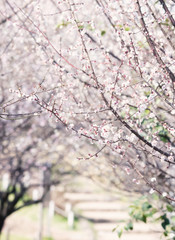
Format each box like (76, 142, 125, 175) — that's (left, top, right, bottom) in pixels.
(0, 103, 77, 233)
(0, 0, 175, 215)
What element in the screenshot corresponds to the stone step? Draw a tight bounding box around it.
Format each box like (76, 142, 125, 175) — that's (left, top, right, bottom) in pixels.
(93, 222, 162, 232)
(64, 193, 119, 202)
(51, 231, 92, 240)
(81, 210, 130, 221)
(97, 231, 161, 240)
(75, 201, 129, 211)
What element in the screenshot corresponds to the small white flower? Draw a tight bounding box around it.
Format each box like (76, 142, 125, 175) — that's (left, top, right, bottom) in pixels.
(169, 233, 175, 238)
(152, 140, 157, 147)
(168, 156, 174, 162)
(149, 188, 155, 194)
(28, 96, 34, 101)
(149, 113, 154, 118)
(124, 167, 130, 175)
(136, 180, 140, 185)
(162, 192, 167, 197)
(68, 124, 74, 129)
(151, 177, 156, 182)
(139, 104, 147, 112)
(171, 109, 175, 115)
(161, 156, 166, 162)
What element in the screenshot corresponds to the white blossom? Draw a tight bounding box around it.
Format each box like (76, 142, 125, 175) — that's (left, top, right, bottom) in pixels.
(151, 177, 156, 182)
(162, 192, 167, 197)
(149, 188, 155, 194)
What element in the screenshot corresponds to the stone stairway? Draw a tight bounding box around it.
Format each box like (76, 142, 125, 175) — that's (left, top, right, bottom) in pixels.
(63, 191, 163, 240)
(2, 176, 164, 240)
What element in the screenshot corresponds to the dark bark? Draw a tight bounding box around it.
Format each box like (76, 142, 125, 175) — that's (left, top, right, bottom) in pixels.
(0, 215, 5, 235)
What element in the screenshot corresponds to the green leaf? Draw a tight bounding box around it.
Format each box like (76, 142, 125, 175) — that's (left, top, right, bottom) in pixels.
(165, 18, 169, 23)
(87, 24, 94, 31)
(141, 214, 147, 223)
(117, 229, 123, 238)
(161, 214, 170, 230)
(133, 213, 143, 221)
(166, 204, 174, 212)
(171, 226, 175, 231)
(163, 230, 168, 236)
(142, 202, 152, 211)
(141, 109, 150, 117)
(125, 27, 130, 31)
(158, 132, 170, 143)
(129, 106, 137, 115)
(101, 30, 106, 36)
(141, 118, 154, 126)
(56, 21, 70, 29)
(118, 24, 123, 29)
(150, 208, 157, 215)
(171, 216, 175, 222)
(162, 23, 169, 26)
(112, 226, 118, 232)
(144, 91, 151, 97)
(137, 41, 145, 48)
(152, 193, 159, 201)
(78, 25, 84, 30)
(124, 221, 133, 231)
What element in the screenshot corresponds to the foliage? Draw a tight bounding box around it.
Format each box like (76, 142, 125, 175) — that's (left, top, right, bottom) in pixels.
(113, 195, 175, 239)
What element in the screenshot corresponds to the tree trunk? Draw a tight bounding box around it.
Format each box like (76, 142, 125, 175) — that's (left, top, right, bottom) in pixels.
(0, 216, 5, 235)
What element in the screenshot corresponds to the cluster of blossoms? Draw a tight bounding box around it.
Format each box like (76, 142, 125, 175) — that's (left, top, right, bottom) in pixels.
(1, 0, 175, 201)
